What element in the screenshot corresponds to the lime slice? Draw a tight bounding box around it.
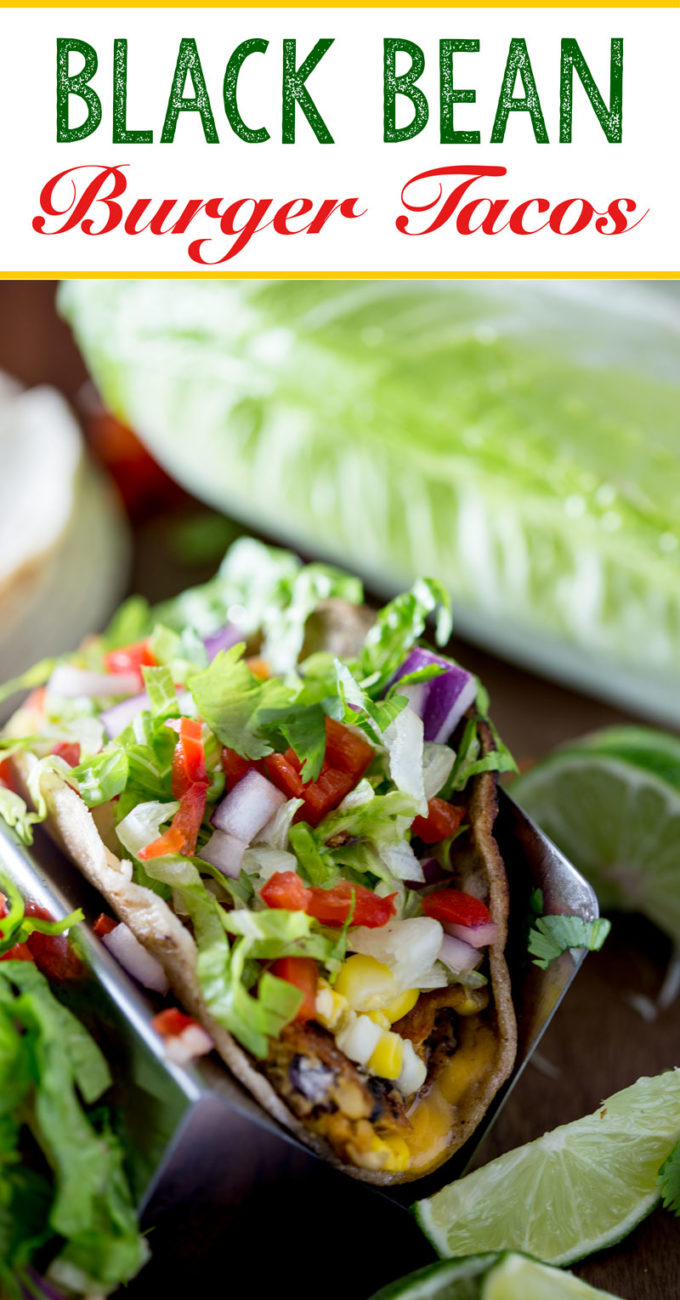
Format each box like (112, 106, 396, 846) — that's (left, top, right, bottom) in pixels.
(483, 1254, 618, 1299)
(415, 1070, 680, 1266)
(370, 1253, 496, 1299)
(509, 730, 680, 942)
(369, 1253, 620, 1300)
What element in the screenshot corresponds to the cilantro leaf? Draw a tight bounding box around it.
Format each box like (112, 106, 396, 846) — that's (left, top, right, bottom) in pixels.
(189, 645, 291, 759)
(528, 911, 611, 969)
(658, 1141, 680, 1216)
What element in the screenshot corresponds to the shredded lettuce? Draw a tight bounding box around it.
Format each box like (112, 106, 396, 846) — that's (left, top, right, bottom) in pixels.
(116, 799, 179, 859)
(289, 823, 336, 886)
(69, 746, 129, 808)
(0, 883, 146, 1297)
(142, 665, 179, 719)
(141, 854, 303, 1057)
(0, 787, 41, 845)
(359, 579, 452, 695)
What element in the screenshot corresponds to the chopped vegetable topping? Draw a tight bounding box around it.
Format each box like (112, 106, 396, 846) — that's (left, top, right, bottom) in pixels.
(104, 637, 156, 685)
(422, 888, 491, 929)
(0, 540, 516, 1101)
(270, 956, 318, 1021)
(412, 797, 465, 844)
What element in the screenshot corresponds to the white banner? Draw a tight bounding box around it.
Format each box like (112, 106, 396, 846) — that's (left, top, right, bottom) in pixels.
(0, 7, 676, 274)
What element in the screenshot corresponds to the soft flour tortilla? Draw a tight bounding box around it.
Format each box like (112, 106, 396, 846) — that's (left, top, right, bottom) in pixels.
(7, 608, 516, 1184)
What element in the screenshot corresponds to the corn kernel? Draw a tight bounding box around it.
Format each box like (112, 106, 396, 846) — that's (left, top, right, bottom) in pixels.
(381, 1136, 411, 1174)
(382, 988, 419, 1024)
(335, 954, 396, 1012)
(366, 1009, 390, 1029)
(315, 981, 348, 1030)
(368, 1031, 404, 1081)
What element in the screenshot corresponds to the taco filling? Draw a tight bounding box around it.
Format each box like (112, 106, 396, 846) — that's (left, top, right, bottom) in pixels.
(0, 539, 517, 1181)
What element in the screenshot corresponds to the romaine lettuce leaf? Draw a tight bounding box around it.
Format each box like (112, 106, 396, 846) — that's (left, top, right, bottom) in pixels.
(60, 280, 680, 722)
(0, 957, 147, 1294)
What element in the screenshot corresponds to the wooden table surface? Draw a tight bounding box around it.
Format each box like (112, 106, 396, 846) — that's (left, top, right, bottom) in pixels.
(0, 283, 677, 1299)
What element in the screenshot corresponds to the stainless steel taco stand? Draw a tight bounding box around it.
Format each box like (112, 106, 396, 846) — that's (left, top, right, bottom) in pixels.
(0, 792, 598, 1296)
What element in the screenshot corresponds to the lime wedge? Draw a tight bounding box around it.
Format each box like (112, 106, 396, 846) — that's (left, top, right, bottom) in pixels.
(369, 1253, 620, 1300)
(483, 1254, 618, 1299)
(509, 729, 680, 942)
(370, 1253, 495, 1299)
(415, 1071, 680, 1266)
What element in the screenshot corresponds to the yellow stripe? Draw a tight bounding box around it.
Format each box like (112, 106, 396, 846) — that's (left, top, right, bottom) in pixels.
(8, 2, 677, 8)
(2, 270, 678, 279)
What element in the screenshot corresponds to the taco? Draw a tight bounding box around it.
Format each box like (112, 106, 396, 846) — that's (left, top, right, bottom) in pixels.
(1, 539, 517, 1183)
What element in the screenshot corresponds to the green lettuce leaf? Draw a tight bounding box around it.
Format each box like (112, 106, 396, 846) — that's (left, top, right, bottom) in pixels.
(0, 787, 41, 845)
(141, 854, 302, 1058)
(60, 280, 680, 724)
(69, 746, 129, 807)
(360, 579, 452, 693)
(142, 664, 180, 719)
(0, 958, 147, 1293)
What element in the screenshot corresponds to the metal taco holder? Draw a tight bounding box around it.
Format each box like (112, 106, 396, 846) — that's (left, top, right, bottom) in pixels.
(0, 791, 598, 1295)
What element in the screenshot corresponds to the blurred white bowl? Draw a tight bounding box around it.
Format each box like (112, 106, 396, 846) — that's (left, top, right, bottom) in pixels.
(0, 377, 130, 718)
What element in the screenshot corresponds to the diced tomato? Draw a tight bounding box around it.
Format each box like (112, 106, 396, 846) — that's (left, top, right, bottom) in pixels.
(93, 912, 118, 937)
(270, 956, 318, 1022)
(139, 781, 208, 861)
(260, 871, 312, 912)
(324, 718, 374, 780)
(412, 798, 465, 845)
(260, 872, 395, 930)
(0, 896, 82, 976)
(246, 657, 270, 681)
(25, 687, 46, 717)
(422, 888, 491, 928)
(139, 825, 185, 860)
(23, 901, 83, 981)
(221, 748, 266, 790)
(0, 760, 16, 792)
(265, 753, 305, 800)
(171, 717, 206, 797)
(51, 741, 81, 768)
(152, 1007, 198, 1038)
(295, 765, 355, 827)
(0, 942, 33, 962)
(307, 881, 396, 929)
(104, 639, 156, 687)
(267, 743, 357, 827)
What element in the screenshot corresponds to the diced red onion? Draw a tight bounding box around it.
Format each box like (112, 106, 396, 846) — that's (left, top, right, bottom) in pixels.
(443, 919, 499, 949)
(102, 922, 169, 994)
(212, 769, 285, 843)
(204, 624, 242, 661)
(199, 830, 248, 878)
(438, 933, 483, 973)
(101, 691, 150, 737)
(392, 649, 477, 744)
(48, 665, 141, 699)
(406, 857, 453, 890)
(164, 1023, 214, 1065)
